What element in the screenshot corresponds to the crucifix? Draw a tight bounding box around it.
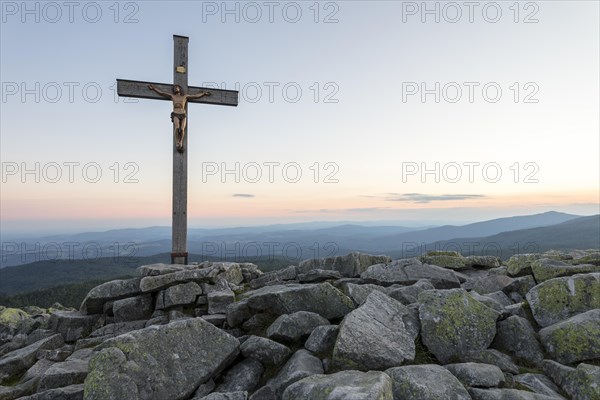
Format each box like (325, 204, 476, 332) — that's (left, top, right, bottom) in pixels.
(116, 35, 238, 265)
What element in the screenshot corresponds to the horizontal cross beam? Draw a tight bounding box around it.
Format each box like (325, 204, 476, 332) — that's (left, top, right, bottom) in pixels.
(116, 79, 238, 107)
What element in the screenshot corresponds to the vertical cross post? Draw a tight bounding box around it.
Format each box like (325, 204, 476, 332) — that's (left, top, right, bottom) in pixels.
(172, 35, 188, 265)
(116, 35, 238, 266)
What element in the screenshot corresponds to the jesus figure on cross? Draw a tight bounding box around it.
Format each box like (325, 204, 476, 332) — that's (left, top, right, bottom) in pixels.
(147, 84, 211, 152)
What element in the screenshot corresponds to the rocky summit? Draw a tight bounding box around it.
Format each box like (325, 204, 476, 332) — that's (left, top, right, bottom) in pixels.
(0, 250, 599, 400)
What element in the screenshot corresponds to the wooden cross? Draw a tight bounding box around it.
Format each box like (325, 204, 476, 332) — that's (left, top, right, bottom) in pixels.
(116, 35, 238, 265)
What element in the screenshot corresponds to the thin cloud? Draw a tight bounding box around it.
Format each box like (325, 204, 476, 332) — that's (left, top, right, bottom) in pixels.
(232, 193, 255, 198)
(387, 193, 485, 204)
(346, 207, 392, 212)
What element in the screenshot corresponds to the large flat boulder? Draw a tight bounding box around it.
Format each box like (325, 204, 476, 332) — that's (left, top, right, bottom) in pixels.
(332, 291, 415, 371)
(531, 258, 599, 283)
(539, 309, 600, 364)
(361, 258, 460, 289)
(282, 370, 392, 400)
(242, 283, 354, 320)
(525, 273, 600, 327)
(83, 318, 239, 400)
(418, 289, 498, 364)
(298, 252, 391, 278)
(139, 268, 219, 293)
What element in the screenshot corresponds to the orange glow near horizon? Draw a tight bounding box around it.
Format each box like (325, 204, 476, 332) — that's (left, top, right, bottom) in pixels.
(2, 190, 598, 221)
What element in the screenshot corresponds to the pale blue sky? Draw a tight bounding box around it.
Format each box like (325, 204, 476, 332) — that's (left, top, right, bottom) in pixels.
(1, 1, 599, 234)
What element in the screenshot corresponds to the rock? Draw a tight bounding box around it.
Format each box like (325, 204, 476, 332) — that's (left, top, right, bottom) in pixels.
(192, 380, 216, 398)
(88, 320, 146, 338)
(531, 258, 599, 282)
(470, 292, 505, 313)
(507, 254, 542, 277)
(543, 360, 600, 400)
(249, 266, 298, 290)
(248, 386, 276, 400)
(361, 258, 461, 289)
(332, 291, 415, 371)
(338, 283, 389, 306)
(111, 295, 153, 323)
(0, 308, 34, 338)
(137, 263, 191, 277)
(0, 334, 63, 384)
(48, 312, 99, 343)
(226, 300, 251, 327)
(387, 279, 435, 304)
(385, 364, 471, 400)
(492, 316, 544, 367)
(201, 314, 226, 326)
(444, 362, 505, 388)
(570, 251, 600, 266)
(240, 336, 292, 367)
(460, 349, 520, 374)
(215, 358, 264, 394)
(0, 378, 38, 400)
(267, 312, 329, 343)
(418, 289, 498, 364)
(513, 374, 565, 398)
(139, 267, 218, 293)
(38, 357, 88, 391)
(297, 269, 342, 283)
(0, 335, 26, 357)
(304, 325, 338, 355)
(198, 393, 247, 400)
(156, 282, 202, 309)
(242, 283, 354, 320)
(211, 262, 245, 286)
(469, 388, 562, 400)
(485, 291, 513, 307)
(21, 358, 55, 383)
(79, 278, 142, 315)
(298, 252, 391, 278)
(420, 252, 467, 270)
(208, 290, 235, 315)
(282, 370, 392, 400)
(539, 309, 600, 364)
(242, 314, 275, 335)
(265, 349, 323, 397)
(19, 383, 85, 400)
(525, 273, 600, 327)
(465, 256, 502, 269)
(468, 275, 515, 295)
(83, 318, 239, 400)
(240, 263, 262, 282)
(502, 276, 537, 298)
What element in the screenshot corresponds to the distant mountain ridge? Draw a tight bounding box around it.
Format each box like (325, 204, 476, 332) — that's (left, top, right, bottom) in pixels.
(0, 211, 585, 268)
(1, 212, 598, 297)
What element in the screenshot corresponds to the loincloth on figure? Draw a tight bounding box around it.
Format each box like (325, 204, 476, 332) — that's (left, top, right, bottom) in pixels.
(171, 112, 186, 123)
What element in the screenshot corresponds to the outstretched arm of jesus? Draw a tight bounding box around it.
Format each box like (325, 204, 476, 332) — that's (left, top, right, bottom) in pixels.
(187, 91, 211, 99)
(147, 84, 172, 98)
